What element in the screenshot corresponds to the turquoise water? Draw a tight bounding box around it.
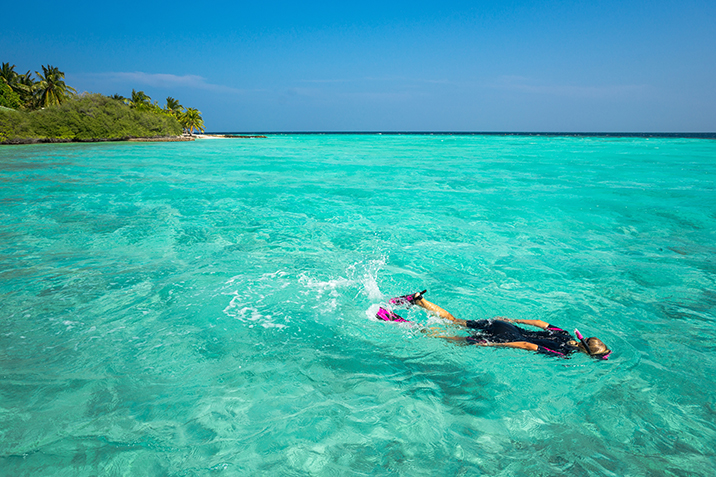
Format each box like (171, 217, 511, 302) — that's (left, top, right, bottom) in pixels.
(1, 135, 715, 475)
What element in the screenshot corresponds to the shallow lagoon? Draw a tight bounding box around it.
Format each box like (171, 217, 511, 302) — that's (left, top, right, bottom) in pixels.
(1, 135, 715, 475)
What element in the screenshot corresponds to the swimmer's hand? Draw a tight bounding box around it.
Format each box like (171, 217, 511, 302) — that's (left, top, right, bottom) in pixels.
(420, 327, 447, 337)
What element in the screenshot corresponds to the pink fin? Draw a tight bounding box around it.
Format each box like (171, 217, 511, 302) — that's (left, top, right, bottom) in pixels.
(376, 307, 410, 323)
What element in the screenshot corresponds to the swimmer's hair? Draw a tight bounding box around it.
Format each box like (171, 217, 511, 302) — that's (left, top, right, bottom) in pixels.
(586, 337, 610, 357)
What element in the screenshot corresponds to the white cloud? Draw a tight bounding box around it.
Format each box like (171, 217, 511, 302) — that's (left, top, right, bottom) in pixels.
(90, 71, 248, 94)
(299, 76, 455, 86)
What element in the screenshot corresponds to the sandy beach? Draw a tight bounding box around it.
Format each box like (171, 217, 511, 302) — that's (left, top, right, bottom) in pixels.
(192, 134, 268, 139)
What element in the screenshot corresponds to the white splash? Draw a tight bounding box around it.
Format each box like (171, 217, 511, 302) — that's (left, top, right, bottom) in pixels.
(223, 259, 387, 328)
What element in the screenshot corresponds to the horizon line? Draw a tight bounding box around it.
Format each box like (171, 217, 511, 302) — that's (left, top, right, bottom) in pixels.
(207, 131, 716, 139)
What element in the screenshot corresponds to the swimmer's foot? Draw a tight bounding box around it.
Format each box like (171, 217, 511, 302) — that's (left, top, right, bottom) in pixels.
(389, 289, 427, 308)
(376, 307, 410, 323)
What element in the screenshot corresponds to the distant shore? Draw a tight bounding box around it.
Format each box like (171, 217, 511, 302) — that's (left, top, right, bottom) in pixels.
(1, 136, 191, 145)
(0, 134, 270, 145)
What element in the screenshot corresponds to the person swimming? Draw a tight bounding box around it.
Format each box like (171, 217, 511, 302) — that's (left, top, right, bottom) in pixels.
(377, 290, 611, 359)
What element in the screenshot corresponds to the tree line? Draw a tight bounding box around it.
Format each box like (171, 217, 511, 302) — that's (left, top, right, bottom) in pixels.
(1, 62, 205, 135)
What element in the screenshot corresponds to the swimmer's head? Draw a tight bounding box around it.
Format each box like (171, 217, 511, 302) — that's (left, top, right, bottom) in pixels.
(583, 337, 611, 359)
(572, 329, 612, 360)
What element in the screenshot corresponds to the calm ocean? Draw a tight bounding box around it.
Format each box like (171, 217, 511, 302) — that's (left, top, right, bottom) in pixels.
(1, 135, 715, 475)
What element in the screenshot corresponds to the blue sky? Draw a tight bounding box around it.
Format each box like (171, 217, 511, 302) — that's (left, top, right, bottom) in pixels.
(4, 0, 715, 131)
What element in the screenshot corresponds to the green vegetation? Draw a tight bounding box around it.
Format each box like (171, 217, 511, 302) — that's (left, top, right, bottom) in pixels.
(0, 82, 22, 109)
(1, 61, 207, 143)
(0, 93, 182, 143)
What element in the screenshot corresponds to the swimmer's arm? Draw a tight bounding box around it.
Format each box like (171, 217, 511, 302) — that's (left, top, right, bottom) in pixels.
(473, 341, 538, 351)
(493, 317, 549, 330)
(431, 335, 473, 346)
(431, 335, 539, 351)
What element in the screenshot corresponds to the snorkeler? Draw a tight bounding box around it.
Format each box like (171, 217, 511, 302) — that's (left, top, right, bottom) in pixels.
(377, 290, 611, 359)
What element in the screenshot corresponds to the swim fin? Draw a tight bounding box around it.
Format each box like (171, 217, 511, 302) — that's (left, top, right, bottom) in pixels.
(376, 307, 411, 323)
(389, 289, 427, 308)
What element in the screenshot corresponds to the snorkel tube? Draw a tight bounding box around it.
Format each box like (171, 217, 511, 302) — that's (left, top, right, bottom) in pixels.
(574, 328, 611, 360)
(574, 328, 591, 355)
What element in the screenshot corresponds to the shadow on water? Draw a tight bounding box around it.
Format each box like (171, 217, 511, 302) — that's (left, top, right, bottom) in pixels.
(315, 340, 499, 420)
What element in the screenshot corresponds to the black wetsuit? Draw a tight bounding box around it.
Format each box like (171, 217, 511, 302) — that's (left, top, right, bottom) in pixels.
(464, 320, 575, 357)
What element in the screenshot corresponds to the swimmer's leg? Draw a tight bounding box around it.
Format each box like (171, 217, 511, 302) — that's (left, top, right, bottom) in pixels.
(414, 297, 468, 327)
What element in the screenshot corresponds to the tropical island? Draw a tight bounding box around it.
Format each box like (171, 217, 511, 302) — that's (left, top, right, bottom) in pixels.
(0, 62, 205, 144)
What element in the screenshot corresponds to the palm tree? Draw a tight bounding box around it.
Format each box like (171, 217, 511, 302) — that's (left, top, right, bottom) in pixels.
(34, 65, 76, 107)
(0, 63, 18, 87)
(1, 63, 22, 108)
(180, 108, 205, 135)
(1, 63, 34, 106)
(128, 89, 151, 109)
(109, 93, 126, 101)
(165, 96, 183, 116)
(15, 71, 36, 106)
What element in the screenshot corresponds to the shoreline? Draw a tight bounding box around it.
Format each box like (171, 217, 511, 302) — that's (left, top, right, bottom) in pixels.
(1, 136, 193, 145)
(0, 134, 269, 145)
(193, 134, 268, 139)
(128, 136, 194, 142)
